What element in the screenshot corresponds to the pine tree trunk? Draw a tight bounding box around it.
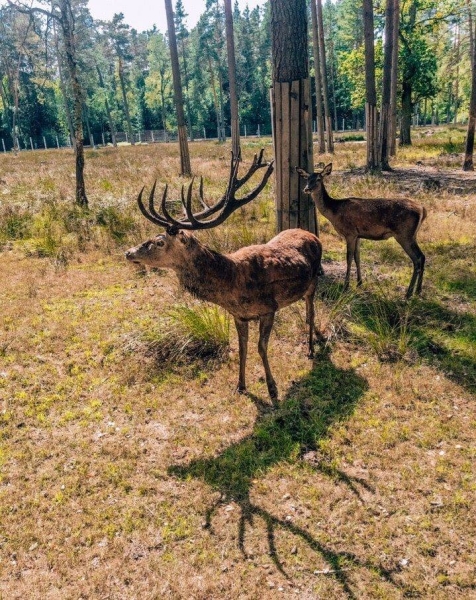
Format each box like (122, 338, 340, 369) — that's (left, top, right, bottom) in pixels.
(363, 0, 379, 169)
(224, 0, 240, 158)
(463, 13, 476, 170)
(379, 0, 396, 170)
(400, 80, 412, 146)
(316, 0, 334, 153)
(58, 0, 87, 206)
(389, 0, 399, 155)
(310, 0, 325, 154)
(270, 0, 316, 234)
(165, 0, 191, 176)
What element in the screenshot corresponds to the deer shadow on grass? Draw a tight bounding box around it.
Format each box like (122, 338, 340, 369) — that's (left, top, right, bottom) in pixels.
(168, 350, 402, 598)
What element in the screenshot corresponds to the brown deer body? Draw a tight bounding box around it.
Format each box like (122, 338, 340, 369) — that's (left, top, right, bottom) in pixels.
(297, 164, 427, 298)
(126, 153, 322, 401)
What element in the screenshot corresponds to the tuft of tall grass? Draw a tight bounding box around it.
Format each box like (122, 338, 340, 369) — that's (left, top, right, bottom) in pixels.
(128, 303, 230, 371)
(347, 286, 415, 361)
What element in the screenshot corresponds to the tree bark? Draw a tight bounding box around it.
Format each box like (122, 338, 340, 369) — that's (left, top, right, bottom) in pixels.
(400, 81, 412, 145)
(165, 0, 191, 176)
(389, 0, 399, 156)
(224, 0, 240, 158)
(310, 0, 325, 154)
(316, 0, 334, 153)
(363, 0, 379, 169)
(58, 0, 87, 206)
(379, 0, 396, 170)
(270, 0, 316, 234)
(463, 10, 476, 170)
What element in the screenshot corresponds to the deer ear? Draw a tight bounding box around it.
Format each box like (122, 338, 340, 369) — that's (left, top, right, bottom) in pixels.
(322, 163, 333, 177)
(295, 167, 309, 179)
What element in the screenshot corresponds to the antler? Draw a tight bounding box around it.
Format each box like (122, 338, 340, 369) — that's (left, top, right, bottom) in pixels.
(137, 150, 274, 231)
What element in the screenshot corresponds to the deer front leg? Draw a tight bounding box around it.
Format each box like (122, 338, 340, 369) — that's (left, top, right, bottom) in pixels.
(258, 313, 278, 402)
(344, 237, 358, 290)
(234, 317, 249, 394)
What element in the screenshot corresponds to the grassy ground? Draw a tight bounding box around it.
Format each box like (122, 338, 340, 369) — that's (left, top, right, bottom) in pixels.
(0, 129, 475, 599)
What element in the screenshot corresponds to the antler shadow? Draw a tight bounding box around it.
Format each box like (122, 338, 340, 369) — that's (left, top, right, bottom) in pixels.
(168, 351, 401, 597)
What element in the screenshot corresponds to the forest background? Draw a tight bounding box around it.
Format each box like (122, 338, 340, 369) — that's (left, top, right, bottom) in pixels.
(0, 0, 471, 152)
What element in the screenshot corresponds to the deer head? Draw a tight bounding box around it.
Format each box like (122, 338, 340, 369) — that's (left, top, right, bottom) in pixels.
(296, 163, 332, 193)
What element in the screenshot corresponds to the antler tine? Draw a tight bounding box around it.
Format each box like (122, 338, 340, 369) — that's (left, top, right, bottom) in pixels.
(181, 178, 202, 227)
(137, 183, 169, 227)
(159, 183, 191, 229)
(197, 177, 211, 210)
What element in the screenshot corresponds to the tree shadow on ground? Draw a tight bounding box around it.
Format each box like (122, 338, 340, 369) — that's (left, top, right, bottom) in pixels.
(169, 351, 402, 598)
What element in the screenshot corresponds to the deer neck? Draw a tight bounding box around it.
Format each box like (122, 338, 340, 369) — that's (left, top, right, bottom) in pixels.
(174, 239, 235, 303)
(312, 181, 339, 217)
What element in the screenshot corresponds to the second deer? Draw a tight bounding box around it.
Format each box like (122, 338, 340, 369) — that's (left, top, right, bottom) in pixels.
(126, 152, 322, 401)
(297, 164, 427, 298)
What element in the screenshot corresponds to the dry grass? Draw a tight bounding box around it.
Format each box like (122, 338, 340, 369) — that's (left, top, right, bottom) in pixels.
(0, 132, 475, 599)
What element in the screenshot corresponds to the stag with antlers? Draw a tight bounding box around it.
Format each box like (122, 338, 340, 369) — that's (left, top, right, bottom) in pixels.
(297, 163, 427, 298)
(126, 152, 323, 401)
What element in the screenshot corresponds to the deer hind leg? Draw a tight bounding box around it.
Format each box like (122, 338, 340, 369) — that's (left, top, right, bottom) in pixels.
(258, 313, 278, 402)
(344, 237, 358, 290)
(234, 317, 249, 394)
(397, 237, 425, 298)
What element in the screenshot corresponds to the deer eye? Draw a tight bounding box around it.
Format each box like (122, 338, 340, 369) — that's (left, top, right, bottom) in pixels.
(156, 239, 165, 247)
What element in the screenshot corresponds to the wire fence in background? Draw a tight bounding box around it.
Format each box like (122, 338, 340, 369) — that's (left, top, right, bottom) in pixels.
(0, 124, 272, 154)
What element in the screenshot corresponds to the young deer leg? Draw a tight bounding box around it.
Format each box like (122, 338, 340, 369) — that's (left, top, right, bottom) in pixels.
(414, 242, 425, 295)
(396, 237, 425, 298)
(305, 283, 317, 359)
(344, 237, 358, 290)
(354, 238, 363, 286)
(258, 313, 278, 401)
(234, 317, 249, 394)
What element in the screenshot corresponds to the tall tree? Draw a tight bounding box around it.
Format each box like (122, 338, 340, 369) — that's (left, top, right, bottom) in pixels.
(363, 0, 378, 170)
(310, 0, 326, 153)
(389, 0, 399, 156)
(224, 0, 240, 157)
(8, 0, 88, 206)
(317, 0, 334, 152)
(379, 0, 397, 170)
(174, 0, 193, 139)
(165, 0, 192, 176)
(270, 0, 316, 234)
(106, 14, 135, 144)
(463, 5, 476, 170)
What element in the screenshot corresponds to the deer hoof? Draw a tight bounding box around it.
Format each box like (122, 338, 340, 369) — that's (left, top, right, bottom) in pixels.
(268, 383, 278, 401)
(236, 385, 247, 395)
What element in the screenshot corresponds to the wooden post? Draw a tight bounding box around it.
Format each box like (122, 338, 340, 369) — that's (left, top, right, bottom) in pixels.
(1, 139, 5, 153)
(271, 79, 316, 234)
(43, 136, 47, 149)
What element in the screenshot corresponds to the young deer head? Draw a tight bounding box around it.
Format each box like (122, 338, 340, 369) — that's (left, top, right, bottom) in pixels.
(297, 163, 426, 298)
(126, 152, 322, 402)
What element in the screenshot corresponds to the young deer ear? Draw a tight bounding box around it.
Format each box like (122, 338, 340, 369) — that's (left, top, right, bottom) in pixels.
(322, 163, 333, 177)
(295, 167, 309, 179)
